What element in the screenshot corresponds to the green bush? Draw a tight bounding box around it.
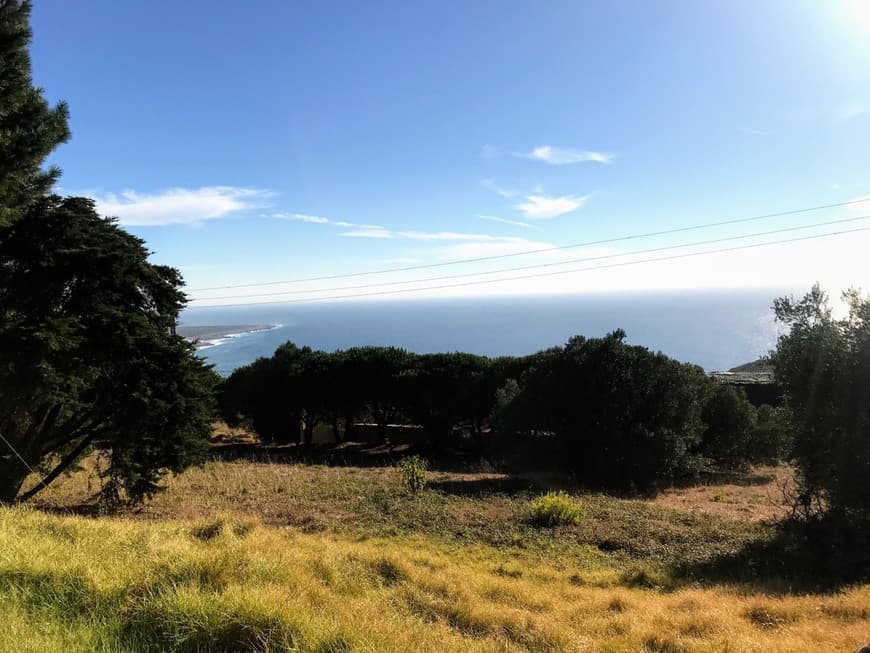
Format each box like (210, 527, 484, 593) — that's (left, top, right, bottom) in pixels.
(499, 331, 710, 490)
(772, 285, 870, 523)
(700, 384, 757, 469)
(398, 455, 428, 496)
(528, 492, 585, 527)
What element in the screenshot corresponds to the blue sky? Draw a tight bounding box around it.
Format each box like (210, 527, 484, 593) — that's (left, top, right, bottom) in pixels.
(29, 0, 870, 305)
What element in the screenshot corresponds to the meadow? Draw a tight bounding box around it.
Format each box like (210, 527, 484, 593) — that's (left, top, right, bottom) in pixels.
(3, 453, 867, 652)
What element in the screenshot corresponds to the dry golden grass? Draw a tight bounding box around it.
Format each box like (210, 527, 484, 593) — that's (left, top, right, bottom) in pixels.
(13, 457, 870, 650)
(652, 466, 793, 522)
(209, 421, 260, 444)
(28, 457, 768, 570)
(0, 507, 867, 652)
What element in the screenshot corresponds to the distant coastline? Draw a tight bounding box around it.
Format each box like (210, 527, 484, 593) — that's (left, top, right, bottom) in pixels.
(176, 324, 279, 349)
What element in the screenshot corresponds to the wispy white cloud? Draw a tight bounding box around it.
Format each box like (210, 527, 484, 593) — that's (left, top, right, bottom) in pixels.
(340, 227, 396, 239)
(279, 213, 330, 224)
(279, 211, 539, 243)
(528, 145, 614, 165)
(479, 215, 542, 230)
(516, 194, 588, 220)
(482, 144, 614, 165)
(480, 178, 518, 198)
(273, 212, 382, 229)
(93, 186, 269, 226)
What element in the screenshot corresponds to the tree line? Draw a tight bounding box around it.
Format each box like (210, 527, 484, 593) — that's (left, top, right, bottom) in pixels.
(219, 331, 792, 489)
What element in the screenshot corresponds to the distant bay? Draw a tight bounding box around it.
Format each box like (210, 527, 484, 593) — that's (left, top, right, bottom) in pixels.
(180, 289, 792, 377)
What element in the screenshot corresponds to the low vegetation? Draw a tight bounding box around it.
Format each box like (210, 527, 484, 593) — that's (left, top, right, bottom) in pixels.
(6, 474, 870, 653)
(527, 492, 585, 527)
(398, 455, 429, 496)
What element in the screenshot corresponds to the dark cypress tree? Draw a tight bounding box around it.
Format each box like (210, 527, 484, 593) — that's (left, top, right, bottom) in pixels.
(0, 0, 70, 225)
(0, 4, 216, 503)
(0, 196, 217, 503)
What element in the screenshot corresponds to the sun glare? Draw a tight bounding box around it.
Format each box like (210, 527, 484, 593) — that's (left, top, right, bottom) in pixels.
(843, 0, 870, 32)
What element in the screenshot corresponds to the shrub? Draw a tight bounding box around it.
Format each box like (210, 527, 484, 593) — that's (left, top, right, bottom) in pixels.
(700, 384, 757, 469)
(752, 404, 793, 463)
(772, 285, 870, 523)
(528, 492, 585, 527)
(500, 331, 710, 490)
(398, 455, 428, 495)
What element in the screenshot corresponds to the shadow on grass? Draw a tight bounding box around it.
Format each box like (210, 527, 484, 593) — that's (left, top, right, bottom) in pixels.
(428, 476, 538, 497)
(209, 441, 487, 473)
(663, 467, 779, 491)
(676, 518, 870, 593)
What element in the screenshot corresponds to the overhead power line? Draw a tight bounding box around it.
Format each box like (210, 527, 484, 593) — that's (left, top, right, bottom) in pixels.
(188, 197, 870, 292)
(190, 214, 870, 302)
(0, 431, 48, 495)
(190, 225, 870, 308)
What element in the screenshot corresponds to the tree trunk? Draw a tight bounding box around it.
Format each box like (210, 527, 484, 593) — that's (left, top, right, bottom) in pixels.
(302, 413, 314, 446)
(0, 457, 32, 504)
(331, 416, 342, 443)
(17, 434, 95, 502)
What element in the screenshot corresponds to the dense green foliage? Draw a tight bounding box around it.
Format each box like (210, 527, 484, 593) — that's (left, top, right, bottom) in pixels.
(0, 3, 216, 502)
(502, 331, 711, 488)
(0, 197, 217, 502)
(0, 1, 70, 226)
(219, 345, 504, 446)
(699, 384, 758, 469)
(219, 331, 785, 489)
(771, 285, 870, 524)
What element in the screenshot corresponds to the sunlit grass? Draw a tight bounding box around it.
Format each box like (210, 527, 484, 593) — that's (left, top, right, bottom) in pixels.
(0, 507, 868, 652)
(28, 458, 767, 569)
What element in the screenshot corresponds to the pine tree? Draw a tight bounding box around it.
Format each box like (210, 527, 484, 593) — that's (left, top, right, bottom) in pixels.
(0, 196, 217, 503)
(0, 0, 70, 225)
(0, 3, 216, 503)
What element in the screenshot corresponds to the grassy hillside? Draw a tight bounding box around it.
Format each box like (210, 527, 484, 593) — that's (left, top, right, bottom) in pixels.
(5, 460, 868, 652)
(1, 505, 868, 653)
(29, 459, 777, 566)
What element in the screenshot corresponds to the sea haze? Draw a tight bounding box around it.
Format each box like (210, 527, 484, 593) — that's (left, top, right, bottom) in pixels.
(180, 289, 791, 377)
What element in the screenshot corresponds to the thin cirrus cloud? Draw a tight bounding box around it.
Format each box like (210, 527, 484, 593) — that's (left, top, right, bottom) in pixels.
(275, 211, 536, 243)
(516, 194, 589, 220)
(479, 215, 542, 230)
(93, 186, 270, 226)
(272, 212, 383, 229)
(480, 178, 518, 198)
(481, 144, 614, 165)
(528, 145, 614, 165)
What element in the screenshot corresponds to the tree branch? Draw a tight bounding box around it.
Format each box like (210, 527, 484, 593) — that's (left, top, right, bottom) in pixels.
(17, 432, 96, 502)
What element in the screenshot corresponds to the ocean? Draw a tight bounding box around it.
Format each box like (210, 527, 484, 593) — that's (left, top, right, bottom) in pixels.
(180, 289, 790, 377)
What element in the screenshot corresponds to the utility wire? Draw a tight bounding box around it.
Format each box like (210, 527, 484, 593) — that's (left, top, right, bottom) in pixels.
(0, 431, 48, 495)
(190, 225, 870, 308)
(191, 214, 870, 302)
(189, 197, 870, 292)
